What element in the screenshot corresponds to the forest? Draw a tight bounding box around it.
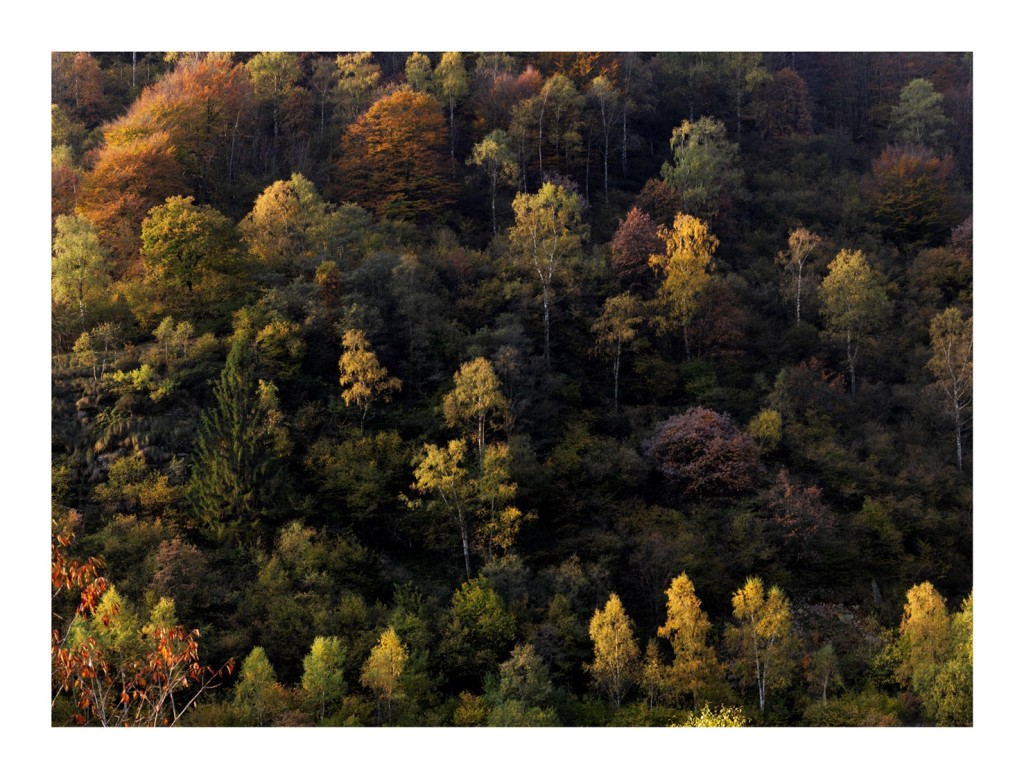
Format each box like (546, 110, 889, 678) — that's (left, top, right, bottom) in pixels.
(50, 50, 972, 728)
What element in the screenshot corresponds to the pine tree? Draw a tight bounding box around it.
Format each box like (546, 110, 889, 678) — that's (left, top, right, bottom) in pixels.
(190, 338, 286, 545)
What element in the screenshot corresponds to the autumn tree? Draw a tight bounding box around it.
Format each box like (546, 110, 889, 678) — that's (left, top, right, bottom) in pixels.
(660, 117, 741, 221)
(338, 329, 402, 431)
(648, 213, 718, 357)
(439, 576, 516, 685)
(591, 292, 644, 412)
(508, 182, 588, 366)
(52, 214, 110, 332)
(762, 469, 835, 565)
(725, 577, 797, 714)
(189, 338, 287, 544)
(927, 307, 972, 470)
(753, 67, 813, 139)
(776, 227, 823, 324)
(246, 52, 301, 150)
(820, 248, 890, 397)
(442, 357, 509, 466)
(301, 636, 347, 722)
(361, 627, 408, 725)
(646, 407, 762, 498)
(807, 644, 842, 703)
(610, 207, 662, 291)
(863, 146, 954, 246)
(404, 52, 432, 92)
(469, 129, 518, 234)
(656, 572, 722, 707)
(336, 88, 455, 221)
(586, 593, 640, 709)
(234, 646, 282, 726)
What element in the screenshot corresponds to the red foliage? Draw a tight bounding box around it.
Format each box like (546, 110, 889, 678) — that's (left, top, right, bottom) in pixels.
(763, 469, 835, 559)
(646, 407, 763, 497)
(634, 178, 683, 229)
(610, 207, 662, 291)
(862, 145, 954, 245)
(755, 67, 813, 139)
(688, 278, 747, 360)
(471, 65, 543, 135)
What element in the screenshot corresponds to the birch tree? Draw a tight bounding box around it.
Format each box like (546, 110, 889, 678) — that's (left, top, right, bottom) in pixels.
(927, 307, 972, 470)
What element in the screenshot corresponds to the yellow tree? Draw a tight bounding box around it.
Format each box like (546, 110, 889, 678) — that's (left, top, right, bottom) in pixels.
(432, 52, 470, 168)
(820, 248, 890, 397)
(657, 572, 722, 707)
(591, 292, 644, 412)
(52, 214, 110, 332)
(442, 357, 509, 466)
(468, 129, 518, 234)
(927, 307, 972, 470)
(412, 439, 474, 579)
(724, 577, 797, 714)
(648, 212, 718, 358)
(360, 626, 408, 725)
(775, 227, 823, 324)
(896, 582, 951, 693)
(508, 182, 588, 367)
(338, 329, 402, 431)
(586, 593, 640, 709)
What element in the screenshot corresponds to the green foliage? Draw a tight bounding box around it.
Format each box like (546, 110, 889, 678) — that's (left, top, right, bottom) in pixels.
(52, 214, 110, 331)
(890, 78, 951, 149)
(441, 576, 517, 686)
(301, 636, 347, 721)
(234, 647, 284, 726)
(660, 117, 741, 220)
(189, 338, 287, 544)
(680, 702, 749, 727)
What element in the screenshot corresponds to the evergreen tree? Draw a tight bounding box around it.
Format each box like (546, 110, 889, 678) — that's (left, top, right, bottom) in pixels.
(190, 338, 286, 545)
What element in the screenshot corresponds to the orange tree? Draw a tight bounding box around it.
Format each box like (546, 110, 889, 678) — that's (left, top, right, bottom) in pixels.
(335, 88, 456, 222)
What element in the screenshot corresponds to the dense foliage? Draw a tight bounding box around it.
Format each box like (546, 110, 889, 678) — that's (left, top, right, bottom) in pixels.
(51, 51, 972, 727)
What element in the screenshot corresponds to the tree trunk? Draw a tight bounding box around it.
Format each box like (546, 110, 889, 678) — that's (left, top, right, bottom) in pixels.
(954, 404, 963, 471)
(542, 285, 551, 368)
(796, 266, 803, 323)
(458, 512, 472, 580)
(847, 331, 857, 398)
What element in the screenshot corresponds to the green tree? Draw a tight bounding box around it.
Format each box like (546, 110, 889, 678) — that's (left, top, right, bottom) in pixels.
(924, 592, 972, 726)
(247, 52, 301, 147)
(648, 213, 718, 357)
(927, 307, 972, 470)
(52, 214, 110, 332)
(442, 357, 509, 466)
(660, 117, 741, 221)
(189, 338, 286, 544)
(332, 52, 382, 126)
(587, 75, 620, 200)
(508, 182, 588, 366)
(775, 227, 823, 324)
(440, 576, 517, 686)
(432, 52, 470, 167)
(891, 78, 951, 149)
(725, 577, 797, 714)
(234, 647, 282, 726)
(591, 292, 644, 412)
(301, 636, 347, 722)
(140, 195, 237, 299)
(820, 249, 890, 397)
(656, 572, 722, 706)
(586, 593, 640, 709)
(468, 129, 518, 234)
(338, 329, 402, 431)
(404, 52, 432, 92)
(807, 643, 843, 702)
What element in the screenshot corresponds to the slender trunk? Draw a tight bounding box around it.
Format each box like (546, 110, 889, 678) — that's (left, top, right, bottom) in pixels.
(603, 123, 610, 202)
(954, 404, 963, 471)
(458, 510, 472, 580)
(621, 98, 629, 175)
(847, 331, 856, 397)
(491, 175, 498, 234)
(683, 325, 691, 361)
(796, 265, 803, 323)
(132, 52, 137, 91)
(542, 285, 551, 367)
(613, 344, 621, 413)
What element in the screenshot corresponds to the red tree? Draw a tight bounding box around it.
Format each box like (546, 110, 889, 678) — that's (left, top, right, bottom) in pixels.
(646, 407, 763, 497)
(611, 207, 663, 291)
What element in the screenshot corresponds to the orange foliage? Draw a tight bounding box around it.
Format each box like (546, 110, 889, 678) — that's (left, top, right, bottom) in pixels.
(336, 89, 456, 222)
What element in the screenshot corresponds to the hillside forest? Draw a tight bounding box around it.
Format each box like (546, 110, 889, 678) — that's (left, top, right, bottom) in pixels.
(51, 51, 972, 727)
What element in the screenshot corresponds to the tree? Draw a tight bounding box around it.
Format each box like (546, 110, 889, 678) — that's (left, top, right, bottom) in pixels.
(234, 647, 281, 726)
(240, 173, 334, 278)
(412, 439, 475, 579)
(820, 248, 890, 397)
(591, 292, 644, 412)
(610, 207, 662, 290)
(776, 227, 823, 324)
(586, 593, 640, 709)
(646, 407, 762, 498)
(301, 636, 347, 722)
(660, 117, 741, 221)
(189, 338, 286, 544)
(863, 146, 954, 246)
(432, 52, 470, 167)
(338, 329, 401, 431)
(656, 572, 722, 706)
(587, 75, 620, 200)
(468, 129, 518, 234)
(440, 577, 516, 687)
(140, 195, 237, 299)
(404, 52, 432, 92)
(336, 88, 455, 221)
(762, 469, 835, 565)
(52, 214, 110, 332)
(927, 307, 972, 470)
(891, 78, 951, 149)
(648, 213, 718, 357)
(508, 182, 588, 366)
(246, 52, 301, 150)
(725, 577, 797, 714)
(442, 357, 509, 466)
(753, 67, 812, 139)
(807, 643, 842, 702)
